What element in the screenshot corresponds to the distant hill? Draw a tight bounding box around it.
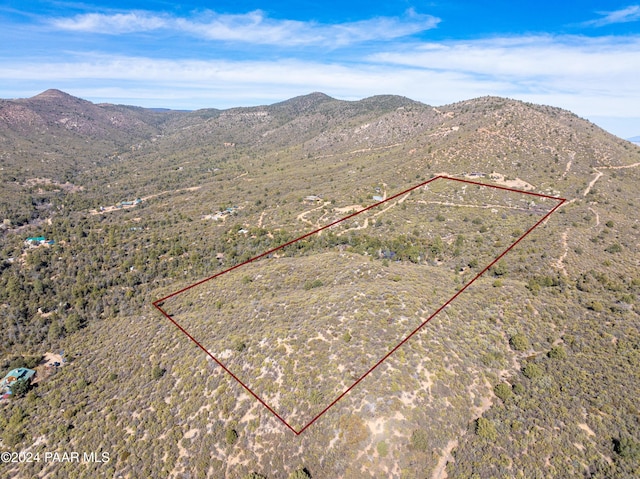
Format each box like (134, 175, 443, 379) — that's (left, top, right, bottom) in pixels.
(628, 135, 640, 143)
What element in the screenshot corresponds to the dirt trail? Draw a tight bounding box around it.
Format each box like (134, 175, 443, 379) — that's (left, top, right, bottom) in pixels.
(554, 230, 569, 275)
(562, 151, 575, 179)
(337, 218, 369, 236)
(258, 211, 266, 228)
(90, 186, 201, 215)
(415, 200, 529, 212)
(432, 439, 458, 479)
(296, 201, 331, 227)
(588, 207, 600, 227)
(487, 172, 535, 190)
(314, 142, 403, 160)
(583, 170, 603, 197)
(583, 162, 640, 197)
(335, 192, 411, 236)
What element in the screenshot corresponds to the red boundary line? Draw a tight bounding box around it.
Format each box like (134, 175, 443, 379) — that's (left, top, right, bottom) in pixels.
(153, 176, 566, 435)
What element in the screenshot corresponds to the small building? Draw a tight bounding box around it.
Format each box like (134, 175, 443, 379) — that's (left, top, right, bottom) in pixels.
(120, 198, 142, 207)
(372, 195, 384, 202)
(1, 368, 36, 398)
(304, 195, 322, 204)
(26, 236, 46, 245)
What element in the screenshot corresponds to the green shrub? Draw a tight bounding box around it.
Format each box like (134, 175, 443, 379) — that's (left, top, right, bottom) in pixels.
(410, 430, 429, 452)
(605, 243, 622, 253)
(494, 383, 512, 402)
(225, 428, 238, 445)
(548, 345, 567, 360)
(288, 469, 311, 479)
(512, 383, 525, 395)
(151, 366, 166, 380)
(491, 260, 508, 276)
(614, 437, 640, 459)
(509, 333, 530, 351)
(377, 441, 388, 457)
(475, 418, 497, 441)
(588, 301, 604, 312)
(232, 337, 247, 352)
(522, 363, 543, 379)
(303, 279, 323, 290)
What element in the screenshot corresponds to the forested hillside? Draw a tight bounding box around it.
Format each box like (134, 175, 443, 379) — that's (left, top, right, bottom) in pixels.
(0, 91, 638, 478)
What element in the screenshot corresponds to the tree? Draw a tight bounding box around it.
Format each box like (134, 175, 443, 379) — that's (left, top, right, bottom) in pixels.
(475, 417, 497, 441)
(614, 437, 640, 459)
(429, 236, 444, 257)
(225, 428, 238, 445)
(548, 345, 567, 360)
(509, 333, 530, 351)
(48, 321, 62, 341)
(10, 378, 32, 398)
(494, 383, 512, 402)
(522, 362, 543, 379)
(65, 313, 82, 334)
(288, 469, 311, 479)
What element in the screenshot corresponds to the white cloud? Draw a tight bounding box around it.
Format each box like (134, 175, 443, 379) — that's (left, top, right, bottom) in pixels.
(368, 35, 640, 103)
(50, 9, 440, 47)
(52, 12, 168, 33)
(583, 5, 640, 27)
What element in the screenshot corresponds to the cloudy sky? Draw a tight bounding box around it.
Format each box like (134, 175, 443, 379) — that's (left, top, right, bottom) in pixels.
(1, 1, 639, 138)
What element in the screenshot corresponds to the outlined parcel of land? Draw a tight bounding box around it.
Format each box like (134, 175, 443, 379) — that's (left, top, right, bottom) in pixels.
(155, 176, 565, 433)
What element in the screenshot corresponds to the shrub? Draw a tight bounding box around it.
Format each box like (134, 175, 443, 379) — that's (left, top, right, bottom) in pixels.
(605, 243, 622, 253)
(151, 366, 166, 380)
(288, 469, 311, 479)
(232, 338, 247, 352)
(613, 437, 640, 459)
(410, 430, 428, 452)
(522, 363, 543, 379)
(475, 418, 497, 441)
(509, 333, 530, 351)
(303, 279, 323, 290)
(377, 441, 388, 457)
(491, 260, 508, 276)
(548, 345, 567, 360)
(225, 428, 238, 445)
(588, 301, 604, 312)
(494, 383, 512, 402)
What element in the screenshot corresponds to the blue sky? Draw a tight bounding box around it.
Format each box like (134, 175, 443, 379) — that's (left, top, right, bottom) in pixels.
(1, 1, 640, 138)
